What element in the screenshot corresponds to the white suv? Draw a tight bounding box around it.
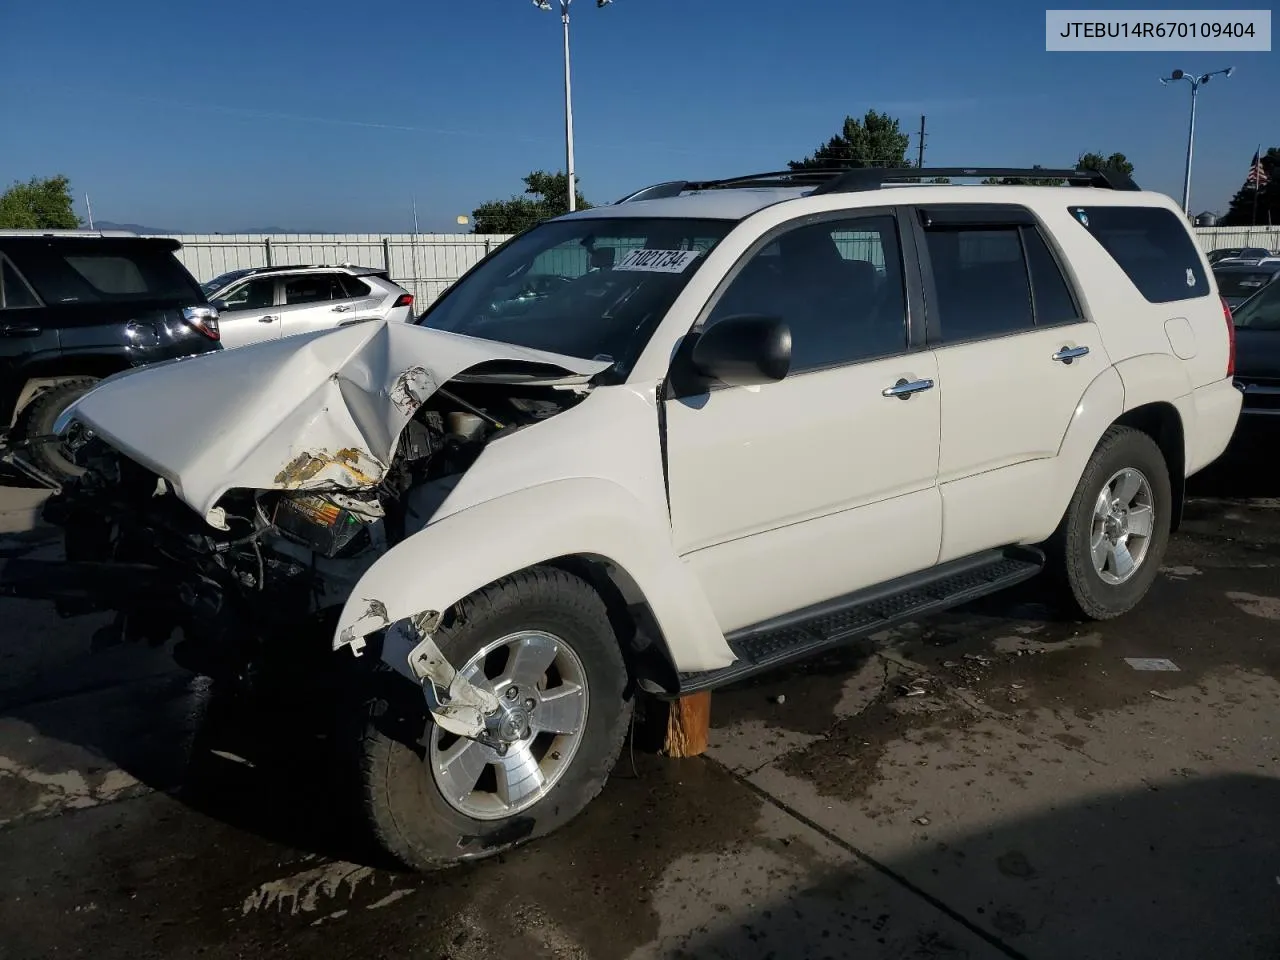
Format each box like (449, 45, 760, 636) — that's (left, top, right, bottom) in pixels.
(200, 264, 414, 348)
(36, 166, 1241, 870)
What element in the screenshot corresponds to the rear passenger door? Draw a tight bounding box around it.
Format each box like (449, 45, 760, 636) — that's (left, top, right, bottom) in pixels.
(912, 204, 1110, 563)
(277, 273, 354, 339)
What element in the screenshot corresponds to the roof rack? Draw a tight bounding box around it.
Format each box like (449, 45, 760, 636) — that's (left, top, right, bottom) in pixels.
(615, 165, 1139, 204)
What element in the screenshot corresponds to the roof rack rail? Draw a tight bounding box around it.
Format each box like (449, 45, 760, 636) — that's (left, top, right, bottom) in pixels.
(808, 166, 1140, 194)
(614, 165, 1139, 204)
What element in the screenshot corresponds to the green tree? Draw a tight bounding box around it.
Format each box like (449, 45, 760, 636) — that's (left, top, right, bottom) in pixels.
(0, 174, 82, 229)
(982, 164, 1067, 186)
(471, 170, 592, 234)
(1077, 151, 1135, 178)
(788, 110, 911, 170)
(1220, 147, 1280, 227)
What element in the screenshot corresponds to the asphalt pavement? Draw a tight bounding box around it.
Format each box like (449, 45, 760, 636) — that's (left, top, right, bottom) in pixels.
(1, 461, 1278, 960)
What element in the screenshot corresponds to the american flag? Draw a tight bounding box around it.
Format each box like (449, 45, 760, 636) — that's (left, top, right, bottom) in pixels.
(1246, 149, 1269, 188)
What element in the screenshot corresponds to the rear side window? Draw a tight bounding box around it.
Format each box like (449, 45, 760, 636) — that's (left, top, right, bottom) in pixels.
(12, 243, 202, 305)
(1068, 205, 1208, 303)
(285, 274, 347, 305)
(0, 257, 40, 309)
(338, 276, 372, 298)
(924, 226, 1034, 341)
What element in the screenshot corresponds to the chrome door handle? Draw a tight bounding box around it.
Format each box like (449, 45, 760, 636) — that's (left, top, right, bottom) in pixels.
(332, 304, 352, 313)
(260, 315, 279, 323)
(1052, 345, 1089, 363)
(0, 324, 41, 337)
(882, 378, 935, 399)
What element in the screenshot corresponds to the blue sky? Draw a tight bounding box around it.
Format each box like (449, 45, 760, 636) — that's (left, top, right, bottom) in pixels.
(2, 0, 1274, 232)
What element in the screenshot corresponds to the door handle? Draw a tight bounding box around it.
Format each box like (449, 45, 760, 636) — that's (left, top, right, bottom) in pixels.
(260, 315, 279, 323)
(1052, 345, 1089, 364)
(0, 324, 41, 337)
(332, 304, 352, 313)
(882, 378, 935, 399)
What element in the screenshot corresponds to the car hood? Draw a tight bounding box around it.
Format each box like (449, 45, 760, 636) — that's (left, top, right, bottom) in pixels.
(63, 320, 611, 526)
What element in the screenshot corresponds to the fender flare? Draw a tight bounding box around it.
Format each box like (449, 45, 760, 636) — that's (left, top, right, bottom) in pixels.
(1037, 365, 1127, 537)
(332, 477, 735, 673)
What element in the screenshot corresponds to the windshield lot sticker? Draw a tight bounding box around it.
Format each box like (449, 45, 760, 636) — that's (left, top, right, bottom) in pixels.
(614, 249, 702, 273)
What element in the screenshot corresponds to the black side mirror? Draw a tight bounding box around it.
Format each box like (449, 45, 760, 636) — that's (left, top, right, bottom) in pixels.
(689, 314, 791, 387)
(211, 299, 229, 312)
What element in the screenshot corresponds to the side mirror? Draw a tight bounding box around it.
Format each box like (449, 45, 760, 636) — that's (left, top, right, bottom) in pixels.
(211, 299, 229, 312)
(689, 314, 791, 387)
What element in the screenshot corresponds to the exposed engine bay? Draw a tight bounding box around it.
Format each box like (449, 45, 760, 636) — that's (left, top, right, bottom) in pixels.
(35, 376, 589, 684)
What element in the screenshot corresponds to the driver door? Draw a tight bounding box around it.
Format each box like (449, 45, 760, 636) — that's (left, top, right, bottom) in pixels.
(214, 276, 280, 348)
(663, 210, 943, 634)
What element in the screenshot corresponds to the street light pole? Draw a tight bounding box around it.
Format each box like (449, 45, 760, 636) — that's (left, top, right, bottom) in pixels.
(1161, 66, 1234, 215)
(536, 0, 612, 213)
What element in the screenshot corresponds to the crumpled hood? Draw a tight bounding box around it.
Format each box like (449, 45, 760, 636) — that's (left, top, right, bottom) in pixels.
(65, 320, 611, 525)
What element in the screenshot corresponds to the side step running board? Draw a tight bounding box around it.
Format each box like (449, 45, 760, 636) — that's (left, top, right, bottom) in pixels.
(675, 546, 1045, 694)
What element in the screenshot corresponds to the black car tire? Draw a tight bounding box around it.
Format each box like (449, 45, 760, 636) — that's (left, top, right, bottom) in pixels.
(13, 379, 98, 481)
(1049, 426, 1172, 620)
(344, 566, 632, 871)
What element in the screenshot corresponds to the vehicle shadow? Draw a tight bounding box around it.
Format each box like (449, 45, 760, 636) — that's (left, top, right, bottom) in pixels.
(680, 772, 1280, 959)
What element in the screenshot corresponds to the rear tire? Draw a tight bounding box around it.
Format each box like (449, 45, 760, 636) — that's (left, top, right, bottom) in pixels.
(344, 567, 631, 871)
(13, 378, 98, 481)
(1049, 426, 1172, 620)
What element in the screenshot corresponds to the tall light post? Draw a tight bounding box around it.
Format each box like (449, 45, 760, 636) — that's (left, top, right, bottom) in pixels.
(534, 0, 612, 212)
(1160, 66, 1234, 215)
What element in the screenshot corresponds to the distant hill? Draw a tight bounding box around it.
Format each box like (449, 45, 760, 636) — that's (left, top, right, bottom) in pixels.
(95, 220, 322, 236)
(95, 220, 177, 235)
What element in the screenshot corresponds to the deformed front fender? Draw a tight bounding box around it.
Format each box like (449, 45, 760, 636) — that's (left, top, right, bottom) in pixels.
(332, 477, 736, 674)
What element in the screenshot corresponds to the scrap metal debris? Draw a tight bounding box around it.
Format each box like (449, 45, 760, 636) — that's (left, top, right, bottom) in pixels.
(1124, 657, 1180, 672)
(1149, 690, 1176, 701)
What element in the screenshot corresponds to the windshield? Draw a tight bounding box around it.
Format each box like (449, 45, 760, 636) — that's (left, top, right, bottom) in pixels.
(202, 268, 254, 297)
(1216, 270, 1279, 299)
(418, 216, 734, 368)
(1233, 275, 1280, 330)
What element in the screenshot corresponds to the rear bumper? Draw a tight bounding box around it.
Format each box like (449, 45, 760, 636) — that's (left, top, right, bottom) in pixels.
(1185, 377, 1244, 476)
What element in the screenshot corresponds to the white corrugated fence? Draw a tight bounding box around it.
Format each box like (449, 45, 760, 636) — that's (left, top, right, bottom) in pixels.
(168, 227, 1280, 309)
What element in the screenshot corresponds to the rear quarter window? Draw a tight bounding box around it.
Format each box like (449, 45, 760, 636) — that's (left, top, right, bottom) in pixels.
(1067, 205, 1209, 304)
(11, 243, 203, 305)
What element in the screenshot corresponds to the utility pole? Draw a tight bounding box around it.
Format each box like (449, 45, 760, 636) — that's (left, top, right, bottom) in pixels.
(85, 194, 94, 230)
(917, 115, 926, 169)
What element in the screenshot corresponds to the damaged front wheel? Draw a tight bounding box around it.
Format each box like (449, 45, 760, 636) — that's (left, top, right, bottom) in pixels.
(346, 567, 631, 870)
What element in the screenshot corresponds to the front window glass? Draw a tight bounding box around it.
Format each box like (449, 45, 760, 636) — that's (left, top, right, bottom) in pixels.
(1232, 278, 1280, 330)
(418, 217, 733, 366)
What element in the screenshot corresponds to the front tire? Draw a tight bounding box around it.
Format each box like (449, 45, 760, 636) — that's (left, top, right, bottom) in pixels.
(347, 567, 631, 871)
(1051, 426, 1172, 620)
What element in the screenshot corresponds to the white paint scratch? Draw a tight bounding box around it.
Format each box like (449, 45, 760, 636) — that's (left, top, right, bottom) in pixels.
(0, 754, 141, 826)
(1226, 592, 1280, 621)
(366, 888, 416, 910)
(240, 861, 377, 917)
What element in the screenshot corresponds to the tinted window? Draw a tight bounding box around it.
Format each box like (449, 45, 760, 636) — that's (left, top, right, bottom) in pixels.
(339, 275, 372, 298)
(925, 226, 1033, 341)
(221, 278, 275, 310)
(284, 274, 345, 305)
(706, 215, 907, 372)
(1068, 205, 1209, 303)
(1215, 270, 1278, 299)
(0, 258, 39, 309)
(12, 242, 201, 305)
(1022, 228, 1080, 325)
(1232, 278, 1280, 330)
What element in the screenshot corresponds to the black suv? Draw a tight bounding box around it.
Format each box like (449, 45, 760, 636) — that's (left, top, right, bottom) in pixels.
(0, 231, 221, 480)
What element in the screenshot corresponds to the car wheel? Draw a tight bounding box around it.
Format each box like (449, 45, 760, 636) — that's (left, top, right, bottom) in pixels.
(13, 378, 99, 481)
(1051, 425, 1172, 620)
(346, 566, 631, 871)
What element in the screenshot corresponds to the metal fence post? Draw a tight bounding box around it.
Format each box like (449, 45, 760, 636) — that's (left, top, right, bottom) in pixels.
(264, 237, 273, 267)
(383, 237, 392, 276)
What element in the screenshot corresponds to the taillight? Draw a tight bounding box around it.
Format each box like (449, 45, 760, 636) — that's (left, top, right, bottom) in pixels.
(182, 305, 221, 341)
(1221, 295, 1235, 378)
(394, 293, 414, 310)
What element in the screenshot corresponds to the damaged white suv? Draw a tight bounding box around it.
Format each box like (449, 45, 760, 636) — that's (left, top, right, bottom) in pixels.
(26, 166, 1240, 869)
